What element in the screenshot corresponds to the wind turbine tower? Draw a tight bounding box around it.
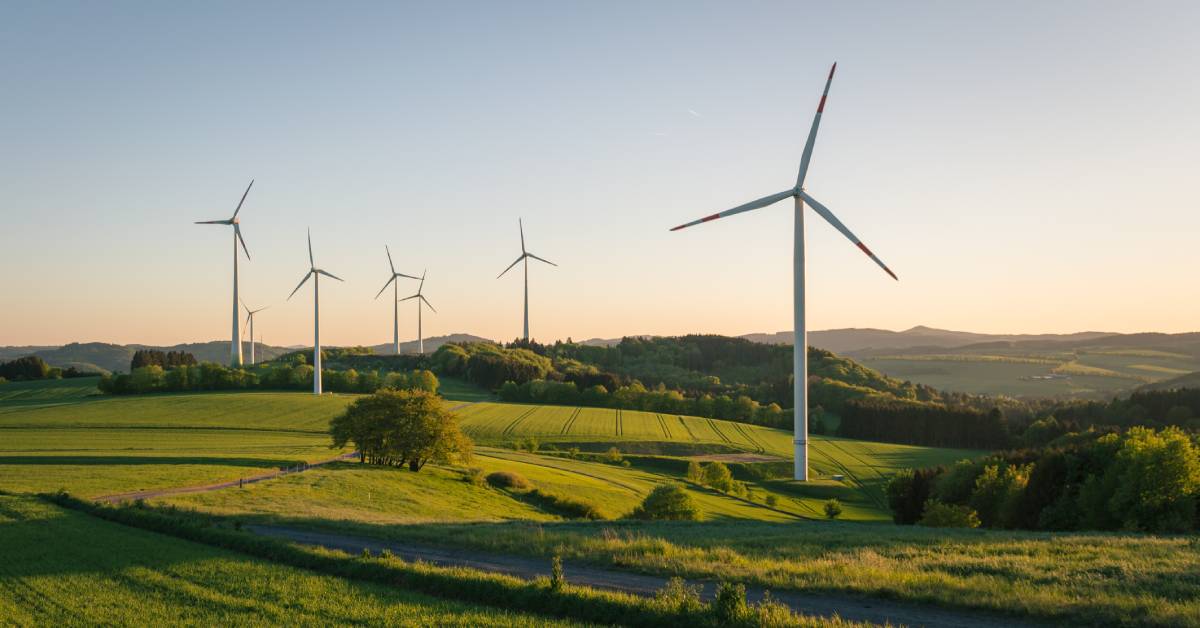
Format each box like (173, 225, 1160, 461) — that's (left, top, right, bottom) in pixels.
(669, 63, 898, 481)
(400, 271, 435, 354)
(497, 219, 557, 342)
(194, 180, 254, 367)
(287, 229, 344, 394)
(374, 246, 420, 355)
(241, 300, 268, 365)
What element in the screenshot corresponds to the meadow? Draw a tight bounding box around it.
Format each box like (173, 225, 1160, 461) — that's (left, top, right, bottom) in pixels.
(0, 494, 582, 626)
(860, 345, 1200, 398)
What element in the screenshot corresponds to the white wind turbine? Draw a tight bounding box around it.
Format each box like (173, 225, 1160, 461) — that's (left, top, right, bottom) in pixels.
(194, 180, 254, 367)
(374, 246, 420, 355)
(240, 299, 269, 365)
(287, 229, 344, 394)
(497, 219, 556, 342)
(399, 270, 435, 354)
(669, 63, 898, 481)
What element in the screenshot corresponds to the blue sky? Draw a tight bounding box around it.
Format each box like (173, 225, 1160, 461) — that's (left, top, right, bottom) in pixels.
(2, 1, 1198, 346)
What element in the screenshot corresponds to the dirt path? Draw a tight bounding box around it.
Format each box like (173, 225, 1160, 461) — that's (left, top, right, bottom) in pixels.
(250, 524, 1034, 628)
(92, 452, 360, 503)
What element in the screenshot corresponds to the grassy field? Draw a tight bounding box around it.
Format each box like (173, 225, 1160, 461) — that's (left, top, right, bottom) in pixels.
(0, 494, 581, 626)
(323, 517, 1200, 627)
(861, 345, 1200, 398)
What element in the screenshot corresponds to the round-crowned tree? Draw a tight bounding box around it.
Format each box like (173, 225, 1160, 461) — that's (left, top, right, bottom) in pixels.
(330, 389, 472, 471)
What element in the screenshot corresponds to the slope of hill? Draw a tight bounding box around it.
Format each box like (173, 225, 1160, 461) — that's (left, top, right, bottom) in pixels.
(744, 326, 1119, 353)
(368, 333, 493, 355)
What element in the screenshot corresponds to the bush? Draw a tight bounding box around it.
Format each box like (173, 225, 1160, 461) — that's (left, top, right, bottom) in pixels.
(685, 460, 703, 483)
(765, 494, 778, 508)
(486, 471, 531, 490)
(712, 582, 748, 624)
(701, 462, 735, 493)
(465, 468, 487, 486)
(603, 447, 623, 464)
(823, 498, 843, 519)
(527, 489, 606, 520)
(549, 555, 565, 592)
(918, 499, 981, 528)
(629, 484, 700, 521)
(654, 577, 703, 614)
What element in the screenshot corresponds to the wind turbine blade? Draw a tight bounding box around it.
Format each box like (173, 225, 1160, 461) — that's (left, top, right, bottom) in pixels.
(420, 295, 436, 313)
(255, 305, 270, 313)
(527, 253, 557, 267)
(799, 191, 898, 281)
(670, 189, 794, 231)
(795, 62, 836, 189)
(287, 272, 312, 300)
(240, 297, 248, 311)
(244, 312, 253, 331)
(519, 218, 526, 254)
(235, 224, 250, 260)
(399, 294, 419, 302)
(385, 245, 396, 274)
(374, 275, 397, 299)
(497, 254, 526, 278)
(316, 269, 344, 282)
(232, 179, 254, 219)
(195, 219, 232, 225)
(307, 229, 314, 267)
(396, 272, 421, 280)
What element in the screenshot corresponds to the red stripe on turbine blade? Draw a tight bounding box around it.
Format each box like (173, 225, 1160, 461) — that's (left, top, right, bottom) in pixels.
(856, 242, 872, 255)
(884, 266, 899, 281)
(671, 213, 722, 231)
(828, 62, 837, 80)
(817, 95, 827, 113)
(701, 213, 721, 222)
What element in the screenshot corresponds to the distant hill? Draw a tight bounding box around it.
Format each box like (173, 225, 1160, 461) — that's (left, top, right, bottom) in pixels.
(1138, 371, 1200, 392)
(0, 334, 496, 374)
(367, 333, 494, 355)
(743, 326, 1119, 354)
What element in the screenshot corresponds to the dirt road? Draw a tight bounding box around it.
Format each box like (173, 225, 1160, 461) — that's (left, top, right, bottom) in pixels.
(250, 524, 1034, 628)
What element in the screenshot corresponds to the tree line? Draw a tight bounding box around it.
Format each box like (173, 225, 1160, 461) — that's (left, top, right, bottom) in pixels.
(99, 361, 438, 396)
(886, 425, 1200, 533)
(0, 355, 94, 382)
(130, 350, 197, 370)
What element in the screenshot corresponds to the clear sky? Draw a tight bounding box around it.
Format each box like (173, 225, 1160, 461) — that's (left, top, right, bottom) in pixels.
(2, 1, 1198, 347)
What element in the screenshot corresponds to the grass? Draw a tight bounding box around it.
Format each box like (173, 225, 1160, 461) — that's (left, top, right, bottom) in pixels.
(0, 376, 101, 407)
(0, 494, 582, 626)
(314, 517, 1200, 627)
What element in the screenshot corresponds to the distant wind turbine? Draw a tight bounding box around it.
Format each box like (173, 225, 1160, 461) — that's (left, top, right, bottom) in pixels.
(669, 63, 898, 481)
(497, 219, 556, 342)
(194, 180, 254, 367)
(287, 229, 343, 394)
(240, 299, 268, 365)
(374, 246, 420, 355)
(399, 270, 435, 354)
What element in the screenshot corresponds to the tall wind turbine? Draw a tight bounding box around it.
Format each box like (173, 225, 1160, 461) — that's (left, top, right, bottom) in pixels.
(240, 299, 269, 365)
(669, 63, 898, 481)
(374, 246, 420, 355)
(287, 229, 343, 394)
(399, 270, 435, 354)
(194, 180, 254, 367)
(497, 219, 556, 342)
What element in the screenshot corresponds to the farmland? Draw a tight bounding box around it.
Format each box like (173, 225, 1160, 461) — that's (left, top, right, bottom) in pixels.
(0, 494, 581, 626)
(860, 346, 1200, 398)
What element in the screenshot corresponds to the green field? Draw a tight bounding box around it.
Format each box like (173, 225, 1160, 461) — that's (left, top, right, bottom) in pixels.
(862, 346, 1200, 398)
(0, 494, 579, 626)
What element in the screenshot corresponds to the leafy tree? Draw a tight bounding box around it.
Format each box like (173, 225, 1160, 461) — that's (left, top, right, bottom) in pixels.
(329, 389, 472, 471)
(1106, 426, 1200, 532)
(629, 483, 700, 521)
(686, 460, 704, 483)
(968, 463, 1030, 529)
(918, 500, 981, 528)
(823, 498, 843, 519)
(701, 462, 735, 493)
(886, 467, 941, 524)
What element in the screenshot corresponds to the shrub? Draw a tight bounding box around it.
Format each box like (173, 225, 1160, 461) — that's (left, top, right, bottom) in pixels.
(629, 483, 700, 521)
(527, 489, 606, 520)
(465, 468, 487, 486)
(701, 462, 735, 493)
(603, 447, 623, 464)
(654, 577, 703, 614)
(486, 470, 531, 490)
(765, 494, 778, 508)
(712, 582, 748, 624)
(549, 555, 565, 592)
(823, 498, 843, 519)
(918, 499, 981, 528)
(686, 460, 704, 483)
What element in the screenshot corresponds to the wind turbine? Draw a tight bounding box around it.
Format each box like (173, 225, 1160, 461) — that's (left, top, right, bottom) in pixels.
(194, 180, 254, 367)
(240, 299, 269, 365)
(669, 63, 898, 481)
(399, 270, 435, 354)
(374, 246, 420, 355)
(497, 219, 556, 342)
(287, 229, 343, 394)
